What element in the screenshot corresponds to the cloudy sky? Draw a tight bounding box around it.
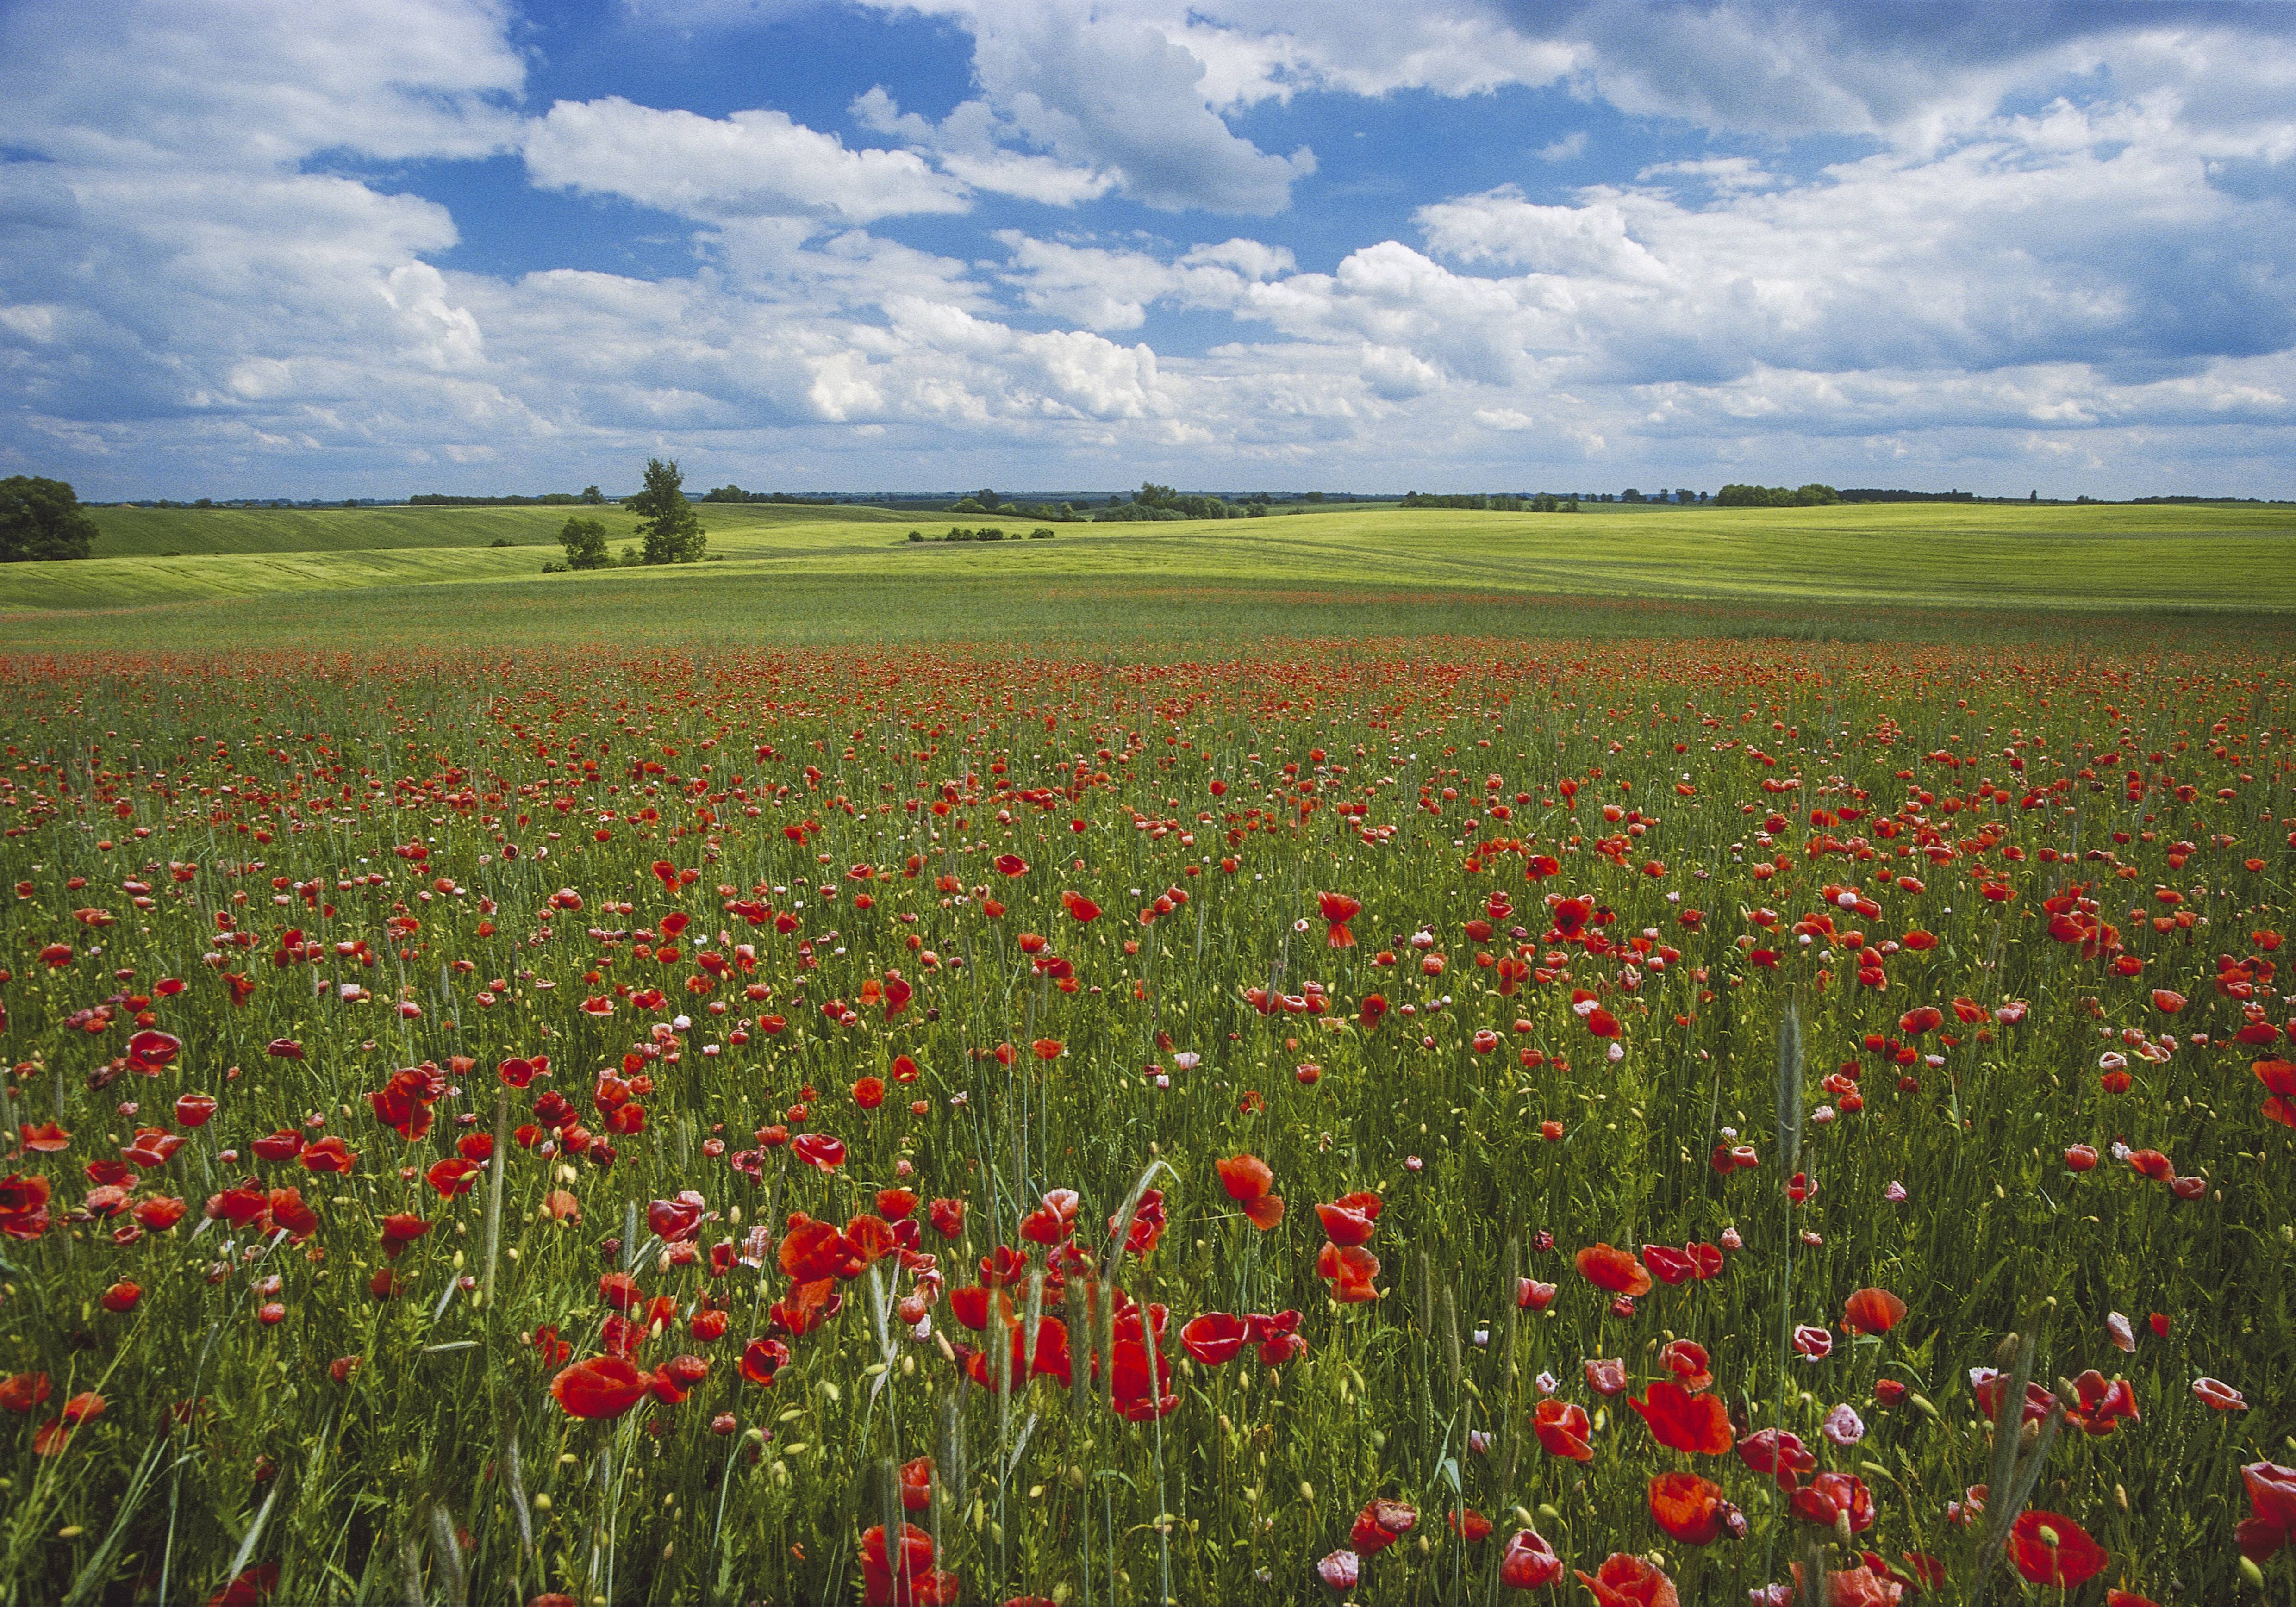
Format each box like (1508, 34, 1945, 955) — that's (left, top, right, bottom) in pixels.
(2, 0, 2292, 499)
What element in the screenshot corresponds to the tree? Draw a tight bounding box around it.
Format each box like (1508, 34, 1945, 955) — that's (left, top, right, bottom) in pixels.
(580, 485, 605, 505)
(0, 476, 99, 562)
(628, 458, 706, 564)
(557, 516, 611, 570)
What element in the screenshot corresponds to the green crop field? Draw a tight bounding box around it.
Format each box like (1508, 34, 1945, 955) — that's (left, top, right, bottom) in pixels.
(4, 501, 2291, 656)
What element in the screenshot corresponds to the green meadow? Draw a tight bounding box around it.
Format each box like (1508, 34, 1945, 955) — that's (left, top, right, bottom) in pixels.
(2, 499, 2290, 653)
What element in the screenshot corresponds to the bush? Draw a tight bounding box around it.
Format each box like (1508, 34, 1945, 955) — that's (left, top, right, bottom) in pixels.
(1714, 482, 1841, 508)
(1029, 528, 1054, 540)
(556, 517, 611, 570)
(0, 475, 98, 562)
(907, 530, 923, 542)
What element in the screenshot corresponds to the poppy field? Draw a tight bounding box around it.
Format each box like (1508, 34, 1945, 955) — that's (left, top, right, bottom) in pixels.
(0, 635, 2292, 1606)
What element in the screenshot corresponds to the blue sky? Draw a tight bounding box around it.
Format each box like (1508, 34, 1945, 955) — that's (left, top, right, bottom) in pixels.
(2, 0, 2293, 499)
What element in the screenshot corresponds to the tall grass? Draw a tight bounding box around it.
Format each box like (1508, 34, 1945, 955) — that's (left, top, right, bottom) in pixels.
(0, 635, 2286, 1603)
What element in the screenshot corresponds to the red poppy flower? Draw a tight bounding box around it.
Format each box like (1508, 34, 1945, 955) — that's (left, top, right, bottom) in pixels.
(1180, 1312, 1248, 1366)
(1315, 1552, 1360, 1594)
(1792, 1325, 1833, 1361)
(551, 1355, 649, 1419)
(1791, 1472, 1875, 1534)
(1348, 1497, 1416, 1557)
(267, 1188, 318, 1240)
(378, 1213, 430, 1258)
(1314, 1191, 1381, 1248)
(297, 1136, 356, 1174)
(1641, 1244, 1695, 1286)
(2194, 1376, 2248, 1412)
(1533, 1398, 1593, 1461)
(926, 1198, 966, 1239)
(1629, 1381, 1734, 1454)
(860, 1521, 959, 1607)
(1736, 1428, 1817, 1489)
(1842, 1287, 1906, 1335)
(1316, 1241, 1380, 1303)
(125, 1030, 181, 1074)
(1107, 1334, 1177, 1420)
(2239, 1461, 2296, 1561)
(770, 1277, 842, 1338)
(174, 1092, 218, 1128)
(425, 1158, 482, 1198)
(2063, 1370, 2140, 1436)
(124, 1127, 187, 1168)
(2007, 1510, 2108, 1586)
(1215, 1153, 1286, 1230)
(1573, 1243, 1653, 1297)
(1318, 891, 1361, 948)
(1576, 1552, 1678, 1607)
(1970, 1367, 2056, 1423)
(791, 1132, 846, 1171)
(741, 1337, 792, 1386)
(1648, 1471, 1728, 1546)
(1499, 1528, 1563, 1588)
(1516, 1278, 1557, 1311)
(1018, 1188, 1079, 1245)
(0, 1173, 54, 1241)
(0, 1372, 51, 1414)
(1659, 1339, 1712, 1392)
(780, 1217, 865, 1282)
(993, 854, 1029, 877)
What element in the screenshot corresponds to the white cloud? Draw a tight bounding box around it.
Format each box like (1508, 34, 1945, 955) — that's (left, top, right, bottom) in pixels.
(851, 0, 1317, 213)
(3, 0, 2295, 497)
(0, 0, 523, 170)
(524, 97, 969, 224)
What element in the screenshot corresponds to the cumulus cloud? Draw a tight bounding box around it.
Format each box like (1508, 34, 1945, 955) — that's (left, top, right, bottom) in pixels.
(524, 98, 969, 224)
(850, 0, 1318, 213)
(3, 0, 2295, 495)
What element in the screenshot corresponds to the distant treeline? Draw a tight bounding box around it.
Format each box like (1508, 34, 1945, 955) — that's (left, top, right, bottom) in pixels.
(908, 526, 1057, 542)
(1838, 488, 1975, 503)
(1399, 492, 1580, 511)
(1714, 483, 1841, 508)
(702, 486, 841, 504)
(412, 488, 605, 507)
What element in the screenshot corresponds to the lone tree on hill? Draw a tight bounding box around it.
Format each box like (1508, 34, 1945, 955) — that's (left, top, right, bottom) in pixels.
(556, 516, 611, 570)
(0, 476, 99, 562)
(628, 458, 706, 564)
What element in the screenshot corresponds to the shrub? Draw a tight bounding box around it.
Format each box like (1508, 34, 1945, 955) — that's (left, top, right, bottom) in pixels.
(556, 517, 611, 570)
(0, 475, 98, 562)
(1714, 482, 1841, 508)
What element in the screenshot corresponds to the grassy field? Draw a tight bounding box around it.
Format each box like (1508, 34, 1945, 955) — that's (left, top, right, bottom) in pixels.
(6, 501, 2287, 654)
(0, 636, 2288, 1604)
